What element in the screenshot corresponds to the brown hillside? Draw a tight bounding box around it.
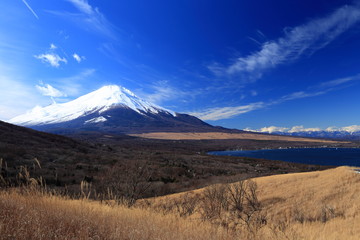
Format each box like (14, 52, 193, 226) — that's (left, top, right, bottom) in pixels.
(143, 166, 360, 239)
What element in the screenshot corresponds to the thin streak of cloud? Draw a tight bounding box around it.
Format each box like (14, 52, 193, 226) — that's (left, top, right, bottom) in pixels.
(53, 69, 96, 96)
(316, 74, 360, 88)
(135, 80, 200, 106)
(49, 0, 117, 39)
(191, 89, 328, 121)
(189, 102, 264, 121)
(210, 3, 360, 79)
(191, 73, 360, 121)
(21, 0, 39, 19)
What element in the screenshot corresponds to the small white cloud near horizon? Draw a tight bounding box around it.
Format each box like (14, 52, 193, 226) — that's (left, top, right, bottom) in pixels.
(338, 125, 360, 134)
(245, 125, 360, 134)
(209, 3, 360, 80)
(36, 83, 67, 98)
(244, 126, 290, 133)
(72, 53, 85, 63)
(288, 126, 322, 133)
(34, 53, 67, 67)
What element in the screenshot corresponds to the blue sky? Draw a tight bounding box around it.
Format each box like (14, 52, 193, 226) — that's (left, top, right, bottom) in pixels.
(1, 0, 360, 130)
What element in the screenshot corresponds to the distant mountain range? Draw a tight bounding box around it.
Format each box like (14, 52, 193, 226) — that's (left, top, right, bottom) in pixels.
(9, 85, 232, 134)
(245, 126, 360, 140)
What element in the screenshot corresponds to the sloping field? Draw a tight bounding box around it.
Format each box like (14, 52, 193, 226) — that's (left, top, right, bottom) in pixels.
(130, 131, 340, 143)
(144, 166, 360, 239)
(0, 191, 230, 240)
(255, 166, 360, 239)
(1, 167, 359, 239)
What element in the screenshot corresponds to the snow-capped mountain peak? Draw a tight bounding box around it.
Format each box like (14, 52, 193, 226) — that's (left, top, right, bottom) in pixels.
(9, 85, 175, 126)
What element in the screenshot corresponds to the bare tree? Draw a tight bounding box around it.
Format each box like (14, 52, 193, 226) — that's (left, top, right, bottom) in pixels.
(108, 160, 153, 206)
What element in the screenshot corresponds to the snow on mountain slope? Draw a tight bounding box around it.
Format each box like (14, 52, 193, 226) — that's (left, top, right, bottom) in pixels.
(9, 85, 175, 126)
(244, 125, 360, 140)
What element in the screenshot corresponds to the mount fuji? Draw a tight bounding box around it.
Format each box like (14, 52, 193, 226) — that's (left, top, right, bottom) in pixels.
(9, 85, 226, 134)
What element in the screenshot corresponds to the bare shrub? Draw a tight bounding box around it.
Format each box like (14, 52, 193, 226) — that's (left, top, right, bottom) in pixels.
(200, 184, 229, 221)
(321, 205, 338, 223)
(292, 204, 343, 224)
(199, 179, 266, 234)
(173, 193, 198, 217)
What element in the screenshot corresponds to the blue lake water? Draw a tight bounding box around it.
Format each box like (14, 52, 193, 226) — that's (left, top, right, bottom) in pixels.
(209, 148, 360, 167)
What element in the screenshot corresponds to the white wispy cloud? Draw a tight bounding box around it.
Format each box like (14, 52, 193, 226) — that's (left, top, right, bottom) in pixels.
(244, 126, 289, 134)
(34, 43, 69, 67)
(246, 125, 360, 134)
(339, 125, 360, 133)
(288, 126, 322, 133)
(191, 89, 328, 121)
(210, 3, 360, 78)
(36, 83, 67, 98)
(67, 0, 92, 14)
(72, 53, 85, 63)
(189, 102, 265, 121)
(191, 73, 360, 121)
(137, 81, 191, 105)
(326, 125, 360, 133)
(21, 0, 39, 19)
(52, 69, 96, 96)
(48, 0, 116, 39)
(34, 53, 67, 67)
(0, 64, 48, 120)
(317, 74, 360, 89)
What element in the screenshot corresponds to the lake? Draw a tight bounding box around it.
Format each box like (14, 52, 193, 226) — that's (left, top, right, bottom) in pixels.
(209, 148, 360, 167)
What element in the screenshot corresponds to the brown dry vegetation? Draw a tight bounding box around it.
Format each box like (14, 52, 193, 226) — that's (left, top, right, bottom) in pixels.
(130, 131, 342, 143)
(3, 120, 343, 199)
(255, 166, 360, 239)
(0, 190, 230, 240)
(140, 166, 360, 239)
(1, 167, 359, 239)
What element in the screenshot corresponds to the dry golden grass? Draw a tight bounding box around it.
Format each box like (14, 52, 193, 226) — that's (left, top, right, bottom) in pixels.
(254, 166, 360, 239)
(0, 190, 231, 240)
(129, 131, 340, 143)
(142, 166, 360, 239)
(1, 167, 359, 240)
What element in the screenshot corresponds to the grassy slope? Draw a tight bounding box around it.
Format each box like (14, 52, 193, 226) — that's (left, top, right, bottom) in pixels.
(0, 191, 230, 240)
(255, 166, 360, 239)
(1, 167, 359, 239)
(144, 166, 360, 239)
